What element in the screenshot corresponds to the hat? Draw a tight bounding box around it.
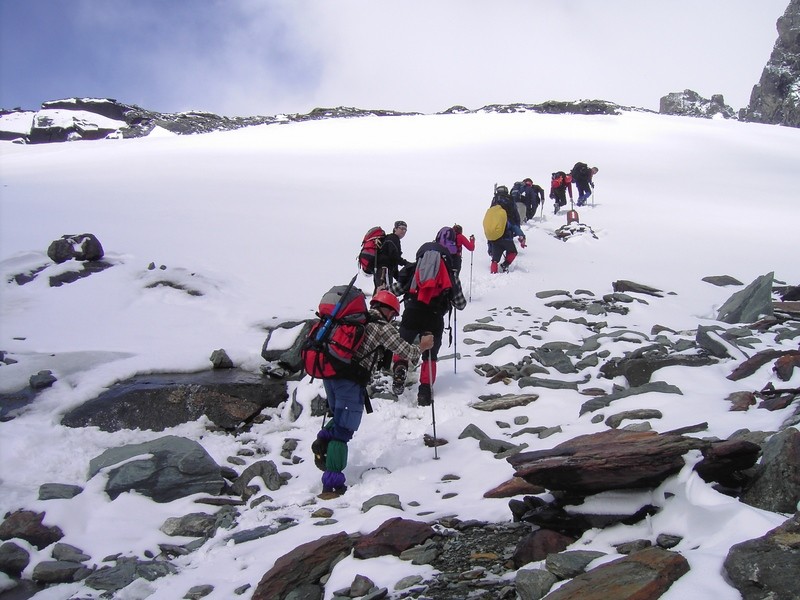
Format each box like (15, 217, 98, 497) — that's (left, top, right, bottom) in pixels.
(394, 220, 407, 229)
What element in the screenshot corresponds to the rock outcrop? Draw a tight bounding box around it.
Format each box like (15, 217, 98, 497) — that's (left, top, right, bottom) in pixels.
(743, 0, 800, 127)
(659, 89, 736, 119)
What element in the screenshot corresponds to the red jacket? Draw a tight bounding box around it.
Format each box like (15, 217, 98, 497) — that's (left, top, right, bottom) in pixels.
(456, 233, 475, 255)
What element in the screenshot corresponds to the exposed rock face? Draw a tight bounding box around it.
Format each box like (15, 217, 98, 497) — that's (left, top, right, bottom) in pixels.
(743, 0, 800, 127)
(659, 89, 736, 119)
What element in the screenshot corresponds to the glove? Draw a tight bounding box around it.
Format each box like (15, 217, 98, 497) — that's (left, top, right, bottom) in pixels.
(469, 235, 475, 243)
(518, 236, 527, 248)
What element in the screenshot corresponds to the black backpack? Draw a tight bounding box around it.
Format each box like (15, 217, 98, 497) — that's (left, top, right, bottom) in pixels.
(510, 181, 524, 203)
(491, 186, 521, 226)
(571, 162, 590, 180)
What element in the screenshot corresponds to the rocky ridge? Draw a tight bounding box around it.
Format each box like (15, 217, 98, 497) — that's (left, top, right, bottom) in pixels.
(0, 97, 632, 144)
(1, 235, 799, 599)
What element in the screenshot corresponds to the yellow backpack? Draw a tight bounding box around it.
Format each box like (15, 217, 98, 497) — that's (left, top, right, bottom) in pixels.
(483, 204, 507, 241)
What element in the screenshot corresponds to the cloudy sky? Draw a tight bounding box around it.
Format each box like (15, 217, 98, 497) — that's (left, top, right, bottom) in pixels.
(0, 0, 789, 116)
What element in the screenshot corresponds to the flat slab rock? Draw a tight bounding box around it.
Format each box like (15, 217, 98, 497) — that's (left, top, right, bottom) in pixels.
(507, 429, 708, 494)
(542, 547, 689, 600)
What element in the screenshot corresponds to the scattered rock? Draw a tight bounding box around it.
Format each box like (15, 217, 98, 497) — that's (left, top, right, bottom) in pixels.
(0, 510, 64, 549)
(88, 435, 225, 502)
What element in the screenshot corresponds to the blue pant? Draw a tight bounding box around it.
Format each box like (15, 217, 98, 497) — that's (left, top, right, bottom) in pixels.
(323, 379, 366, 442)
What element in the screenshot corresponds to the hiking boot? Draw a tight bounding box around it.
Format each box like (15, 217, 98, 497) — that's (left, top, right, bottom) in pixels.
(318, 485, 347, 500)
(417, 384, 433, 407)
(391, 364, 407, 396)
(500, 262, 509, 273)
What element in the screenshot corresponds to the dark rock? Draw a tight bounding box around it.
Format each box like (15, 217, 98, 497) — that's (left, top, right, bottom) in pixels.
(261, 320, 314, 372)
(726, 391, 757, 411)
(518, 499, 658, 536)
(723, 512, 800, 600)
(545, 550, 606, 579)
(515, 568, 558, 600)
(740, 428, 800, 513)
(611, 280, 663, 297)
(0, 541, 30, 576)
(0, 510, 64, 549)
(85, 556, 177, 591)
(38, 483, 83, 500)
(32, 560, 91, 583)
(605, 409, 663, 429)
(470, 393, 539, 411)
(694, 439, 761, 488)
(284, 584, 323, 600)
(48, 260, 114, 287)
(483, 477, 546, 498)
(61, 370, 286, 432)
(29, 370, 57, 390)
(353, 518, 435, 559)
(46, 233, 104, 263)
(599, 350, 715, 387)
(743, 0, 800, 128)
(88, 435, 224, 502)
(579, 381, 683, 415)
(702, 275, 744, 287)
(160, 513, 219, 538)
(476, 336, 521, 357)
(227, 520, 297, 544)
(508, 430, 708, 494)
(542, 547, 689, 600)
(252, 532, 354, 600)
(659, 89, 736, 119)
(210, 349, 234, 369)
(696, 325, 736, 358)
(512, 529, 575, 568)
(52, 542, 90, 562)
(717, 272, 774, 324)
(184, 584, 214, 599)
(774, 354, 800, 381)
(43, 98, 128, 120)
(232, 460, 283, 498)
(728, 349, 800, 381)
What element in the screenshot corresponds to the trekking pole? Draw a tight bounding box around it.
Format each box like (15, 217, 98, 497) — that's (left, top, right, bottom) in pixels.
(428, 355, 439, 460)
(468, 252, 473, 303)
(453, 309, 458, 374)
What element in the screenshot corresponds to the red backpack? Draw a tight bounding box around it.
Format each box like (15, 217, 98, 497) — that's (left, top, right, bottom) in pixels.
(410, 244, 453, 306)
(358, 226, 385, 275)
(301, 277, 370, 380)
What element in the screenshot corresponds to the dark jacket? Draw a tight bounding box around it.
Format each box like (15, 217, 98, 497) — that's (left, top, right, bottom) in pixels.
(377, 233, 408, 279)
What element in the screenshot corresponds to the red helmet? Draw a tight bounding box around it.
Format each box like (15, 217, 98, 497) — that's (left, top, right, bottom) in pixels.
(370, 290, 400, 314)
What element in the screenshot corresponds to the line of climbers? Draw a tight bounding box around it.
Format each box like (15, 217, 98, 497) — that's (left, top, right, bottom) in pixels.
(303, 161, 597, 498)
